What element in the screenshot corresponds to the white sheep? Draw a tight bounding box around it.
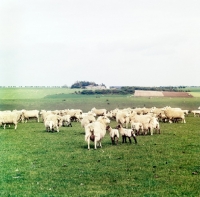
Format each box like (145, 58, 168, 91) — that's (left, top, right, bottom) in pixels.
(116, 124, 137, 144)
(22, 110, 40, 123)
(44, 114, 62, 132)
(0, 111, 21, 130)
(106, 125, 119, 145)
(85, 116, 110, 150)
(191, 110, 200, 117)
(162, 108, 186, 123)
(130, 121, 143, 135)
(116, 110, 130, 128)
(61, 115, 72, 127)
(91, 107, 107, 116)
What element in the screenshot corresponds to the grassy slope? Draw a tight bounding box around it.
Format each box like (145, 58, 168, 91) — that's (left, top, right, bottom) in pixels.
(0, 87, 200, 111)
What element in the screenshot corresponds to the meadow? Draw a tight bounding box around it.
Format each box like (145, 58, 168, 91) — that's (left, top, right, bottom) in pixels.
(0, 88, 200, 196)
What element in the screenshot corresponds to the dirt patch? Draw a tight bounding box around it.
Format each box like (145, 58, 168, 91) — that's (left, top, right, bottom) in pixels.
(162, 91, 193, 97)
(134, 90, 193, 98)
(134, 90, 164, 97)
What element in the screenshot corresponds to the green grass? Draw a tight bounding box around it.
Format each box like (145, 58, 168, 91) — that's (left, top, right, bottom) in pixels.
(0, 88, 200, 196)
(0, 116, 200, 196)
(0, 88, 77, 99)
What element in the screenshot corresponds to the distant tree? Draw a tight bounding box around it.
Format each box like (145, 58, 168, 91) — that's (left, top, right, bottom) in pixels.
(71, 81, 98, 88)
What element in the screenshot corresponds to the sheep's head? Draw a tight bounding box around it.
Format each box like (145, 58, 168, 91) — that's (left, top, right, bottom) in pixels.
(106, 125, 110, 130)
(116, 124, 121, 129)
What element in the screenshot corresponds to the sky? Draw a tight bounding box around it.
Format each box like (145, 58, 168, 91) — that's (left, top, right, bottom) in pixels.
(0, 0, 200, 87)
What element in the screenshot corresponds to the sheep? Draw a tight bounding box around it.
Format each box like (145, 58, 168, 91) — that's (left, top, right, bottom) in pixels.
(116, 110, 130, 128)
(129, 113, 158, 134)
(61, 115, 72, 127)
(91, 107, 107, 116)
(116, 124, 137, 144)
(182, 110, 189, 117)
(81, 115, 96, 128)
(22, 110, 40, 123)
(44, 114, 62, 132)
(63, 109, 83, 122)
(85, 116, 110, 150)
(148, 117, 160, 135)
(162, 108, 186, 123)
(40, 110, 53, 122)
(106, 125, 119, 145)
(191, 110, 200, 117)
(130, 121, 143, 135)
(0, 111, 22, 130)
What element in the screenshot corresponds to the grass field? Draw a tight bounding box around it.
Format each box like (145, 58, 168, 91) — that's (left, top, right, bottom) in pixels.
(0, 88, 200, 196)
(0, 88, 200, 111)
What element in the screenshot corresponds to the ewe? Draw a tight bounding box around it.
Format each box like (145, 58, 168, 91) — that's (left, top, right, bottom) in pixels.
(85, 116, 110, 150)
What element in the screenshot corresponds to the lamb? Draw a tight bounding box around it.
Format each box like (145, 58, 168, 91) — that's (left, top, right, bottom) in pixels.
(106, 125, 119, 145)
(116, 125, 137, 144)
(85, 116, 110, 150)
(129, 113, 156, 135)
(130, 121, 143, 135)
(148, 117, 160, 135)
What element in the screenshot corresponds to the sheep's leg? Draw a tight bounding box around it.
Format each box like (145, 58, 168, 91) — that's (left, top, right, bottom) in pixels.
(14, 124, 17, 130)
(132, 133, 137, 144)
(4, 124, 6, 129)
(111, 137, 115, 145)
(94, 139, 97, 149)
(122, 135, 126, 143)
(116, 138, 118, 145)
(99, 141, 102, 148)
(87, 138, 90, 150)
(128, 137, 132, 143)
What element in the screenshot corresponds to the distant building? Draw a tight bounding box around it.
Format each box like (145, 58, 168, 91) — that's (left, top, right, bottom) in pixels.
(109, 86, 122, 89)
(85, 85, 107, 90)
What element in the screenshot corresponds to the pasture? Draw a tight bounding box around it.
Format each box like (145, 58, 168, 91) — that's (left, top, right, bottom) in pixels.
(0, 88, 200, 196)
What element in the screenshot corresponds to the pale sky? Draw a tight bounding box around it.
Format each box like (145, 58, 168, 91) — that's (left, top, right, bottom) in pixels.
(1, 0, 200, 87)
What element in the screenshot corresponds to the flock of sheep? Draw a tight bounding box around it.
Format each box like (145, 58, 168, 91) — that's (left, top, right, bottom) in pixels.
(1, 106, 199, 150)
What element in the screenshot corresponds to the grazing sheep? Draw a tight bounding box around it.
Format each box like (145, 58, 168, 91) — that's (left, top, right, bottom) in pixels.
(0, 111, 22, 130)
(85, 116, 110, 150)
(130, 121, 143, 135)
(22, 110, 40, 123)
(106, 125, 119, 145)
(62, 115, 72, 127)
(44, 114, 62, 132)
(116, 125, 137, 144)
(191, 110, 200, 117)
(163, 108, 186, 123)
(91, 107, 107, 116)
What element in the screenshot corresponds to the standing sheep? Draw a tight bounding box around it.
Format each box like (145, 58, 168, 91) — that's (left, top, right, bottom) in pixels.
(116, 125, 137, 144)
(85, 116, 110, 150)
(106, 125, 119, 145)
